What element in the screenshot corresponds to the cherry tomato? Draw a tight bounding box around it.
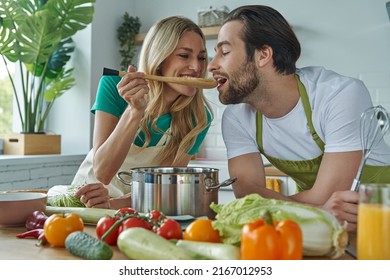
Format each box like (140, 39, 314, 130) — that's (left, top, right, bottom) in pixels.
(43, 213, 84, 247)
(115, 207, 138, 218)
(146, 209, 165, 223)
(118, 217, 152, 235)
(183, 219, 221, 243)
(156, 218, 182, 240)
(96, 216, 119, 245)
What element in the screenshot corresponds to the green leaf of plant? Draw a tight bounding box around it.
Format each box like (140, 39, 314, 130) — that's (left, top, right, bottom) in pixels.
(44, 68, 76, 101)
(0, 21, 17, 62)
(15, 9, 62, 64)
(46, 0, 96, 39)
(0, 1, 26, 29)
(46, 37, 75, 79)
(19, 0, 46, 14)
(0, 1, 26, 61)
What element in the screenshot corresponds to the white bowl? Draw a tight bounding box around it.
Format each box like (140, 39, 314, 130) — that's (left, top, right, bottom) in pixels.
(0, 192, 47, 227)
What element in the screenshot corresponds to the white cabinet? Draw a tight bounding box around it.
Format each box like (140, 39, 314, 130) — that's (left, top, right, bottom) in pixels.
(218, 189, 236, 205)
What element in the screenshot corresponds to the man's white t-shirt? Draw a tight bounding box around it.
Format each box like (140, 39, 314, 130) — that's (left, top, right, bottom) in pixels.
(222, 66, 390, 165)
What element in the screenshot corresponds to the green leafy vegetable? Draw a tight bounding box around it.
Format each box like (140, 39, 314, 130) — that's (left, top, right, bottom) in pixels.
(47, 185, 84, 207)
(210, 194, 349, 259)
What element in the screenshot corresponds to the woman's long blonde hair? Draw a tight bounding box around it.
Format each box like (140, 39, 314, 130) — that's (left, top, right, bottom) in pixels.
(137, 16, 213, 165)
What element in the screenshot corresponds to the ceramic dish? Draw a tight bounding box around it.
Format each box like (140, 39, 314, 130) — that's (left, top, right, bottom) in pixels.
(0, 192, 47, 227)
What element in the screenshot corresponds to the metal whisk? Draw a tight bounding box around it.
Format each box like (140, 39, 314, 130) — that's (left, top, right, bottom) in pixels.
(350, 105, 390, 191)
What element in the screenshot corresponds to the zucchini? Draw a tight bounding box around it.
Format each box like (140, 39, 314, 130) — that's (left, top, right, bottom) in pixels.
(117, 227, 207, 260)
(65, 231, 113, 260)
(45, 206, 117, 224)
(176, 239, 241, 260)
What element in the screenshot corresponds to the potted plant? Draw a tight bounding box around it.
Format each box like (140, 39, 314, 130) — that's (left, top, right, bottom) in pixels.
(117, 12, 141, 70)
(0, 0, 95, 154)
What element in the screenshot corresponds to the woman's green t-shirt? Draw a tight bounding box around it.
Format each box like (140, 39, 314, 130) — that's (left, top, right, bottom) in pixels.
(91, 75, 211, 155)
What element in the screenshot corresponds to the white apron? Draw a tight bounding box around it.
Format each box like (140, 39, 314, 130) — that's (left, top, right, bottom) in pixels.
(71, 133, 170, 198)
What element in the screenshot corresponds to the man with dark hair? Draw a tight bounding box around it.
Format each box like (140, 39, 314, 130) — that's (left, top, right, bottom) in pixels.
(208, 5, 390, 231)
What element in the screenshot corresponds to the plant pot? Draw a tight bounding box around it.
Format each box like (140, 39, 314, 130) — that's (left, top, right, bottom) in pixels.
(3, 133, 61, 155)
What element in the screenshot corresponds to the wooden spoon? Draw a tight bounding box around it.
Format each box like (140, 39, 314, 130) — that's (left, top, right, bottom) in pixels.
(103, 67, 217, 89)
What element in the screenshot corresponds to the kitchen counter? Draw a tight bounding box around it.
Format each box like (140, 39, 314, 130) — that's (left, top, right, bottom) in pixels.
(0, 226, 128, 260)
(0, 225, 356, 260)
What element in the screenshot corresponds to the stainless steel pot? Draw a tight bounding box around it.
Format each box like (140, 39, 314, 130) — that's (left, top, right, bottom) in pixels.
(117, 167, 236, 219)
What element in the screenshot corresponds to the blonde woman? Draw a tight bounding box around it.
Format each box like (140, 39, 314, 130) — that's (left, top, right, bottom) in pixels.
(70, 16, 213, 209)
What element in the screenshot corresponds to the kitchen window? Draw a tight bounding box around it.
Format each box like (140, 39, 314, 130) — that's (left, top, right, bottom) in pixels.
(0, 59, 14, 137)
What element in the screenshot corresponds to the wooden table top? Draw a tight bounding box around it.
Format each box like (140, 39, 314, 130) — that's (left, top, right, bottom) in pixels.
(0, 226, 128, 260)
(0, 225, 356, 260)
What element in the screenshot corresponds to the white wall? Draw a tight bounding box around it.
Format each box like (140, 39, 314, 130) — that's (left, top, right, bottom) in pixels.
(47, 0, 136, 154)
(51, 0, 390, 159)
(47, 25, 92, 154)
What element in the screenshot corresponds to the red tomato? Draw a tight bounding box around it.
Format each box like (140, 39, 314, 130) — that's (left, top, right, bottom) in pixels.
(96, 216, 119, 245)
(156, 218, 182, 240)
(118, 217, 152, 235)
(146, 209, 165, 223)
(115, 207, 138, 218)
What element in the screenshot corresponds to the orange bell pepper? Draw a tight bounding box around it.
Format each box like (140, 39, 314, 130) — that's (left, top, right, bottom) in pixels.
(43, 213, 84, 247)
(240, 212, 303, 260)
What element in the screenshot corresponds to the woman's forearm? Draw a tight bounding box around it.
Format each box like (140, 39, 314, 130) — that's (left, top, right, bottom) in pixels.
(93, 108, 143, 184)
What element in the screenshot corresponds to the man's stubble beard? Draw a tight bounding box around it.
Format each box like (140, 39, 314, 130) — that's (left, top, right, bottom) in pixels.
(219, 60, 260, 105)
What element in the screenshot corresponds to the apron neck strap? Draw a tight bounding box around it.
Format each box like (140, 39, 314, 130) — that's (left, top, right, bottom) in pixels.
(256, 75, 325, 152)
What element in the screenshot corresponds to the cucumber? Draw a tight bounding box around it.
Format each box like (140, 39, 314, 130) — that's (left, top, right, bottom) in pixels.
(117, 227, 207, 260)
(176, 239, 241, 260)
(45, 206, 117, 224)
(65, 231, 113, 260)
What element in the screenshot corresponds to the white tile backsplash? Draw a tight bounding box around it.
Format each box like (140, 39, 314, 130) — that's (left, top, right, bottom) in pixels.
(0, 155, 85, 190)
(360, 72, 390, 113)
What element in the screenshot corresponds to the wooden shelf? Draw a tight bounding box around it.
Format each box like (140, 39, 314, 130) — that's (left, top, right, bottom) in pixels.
(200, 25, 221, 40)
(135, 25, 221, 45)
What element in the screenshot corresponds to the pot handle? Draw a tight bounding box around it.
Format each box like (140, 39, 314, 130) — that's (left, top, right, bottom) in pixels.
(117, 171, 133, 186)
(205, 177, 237, 191)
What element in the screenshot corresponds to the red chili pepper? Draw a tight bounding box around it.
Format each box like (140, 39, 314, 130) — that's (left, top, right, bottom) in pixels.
(25, 210, 48, 230)
(16, 228, 45, 239)
(36, 231, 48, 246)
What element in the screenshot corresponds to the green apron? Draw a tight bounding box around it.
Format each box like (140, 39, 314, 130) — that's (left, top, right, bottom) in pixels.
(256, 75, 390, 192)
